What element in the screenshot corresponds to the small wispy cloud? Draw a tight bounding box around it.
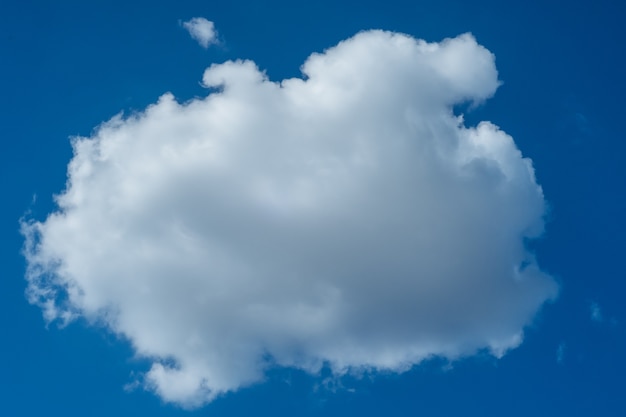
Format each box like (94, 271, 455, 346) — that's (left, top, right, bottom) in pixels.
(181, 17, 218, 48)
(556, 342, 566, 365)
(590, 301, 603, 322)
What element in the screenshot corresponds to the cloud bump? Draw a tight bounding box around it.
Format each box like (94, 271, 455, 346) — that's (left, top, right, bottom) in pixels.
(22, 31, 557, 408)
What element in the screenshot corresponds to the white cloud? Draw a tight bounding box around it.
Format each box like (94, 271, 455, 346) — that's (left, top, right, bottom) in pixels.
(22, 30, 558, 408)
(182, 17, 217, 48)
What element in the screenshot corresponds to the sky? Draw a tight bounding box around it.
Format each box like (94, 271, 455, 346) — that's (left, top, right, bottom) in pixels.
(1, 0, 625, 416)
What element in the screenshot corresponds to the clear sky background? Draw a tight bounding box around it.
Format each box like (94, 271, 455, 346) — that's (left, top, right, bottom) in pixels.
(1, 0, 625, 416)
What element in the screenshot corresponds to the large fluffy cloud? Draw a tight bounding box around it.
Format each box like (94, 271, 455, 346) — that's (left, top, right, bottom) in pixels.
(22, 30, 557, 408)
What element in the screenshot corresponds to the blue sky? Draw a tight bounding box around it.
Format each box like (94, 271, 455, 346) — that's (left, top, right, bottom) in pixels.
(1, 0, 625, 415)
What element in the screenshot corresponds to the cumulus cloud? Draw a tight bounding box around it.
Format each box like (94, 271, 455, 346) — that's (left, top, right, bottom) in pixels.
(22, 30, 558, 408)
(182, 17, 217, 48)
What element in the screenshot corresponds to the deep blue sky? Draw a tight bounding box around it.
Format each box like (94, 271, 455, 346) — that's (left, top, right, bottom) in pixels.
(1, 0, 625, 415)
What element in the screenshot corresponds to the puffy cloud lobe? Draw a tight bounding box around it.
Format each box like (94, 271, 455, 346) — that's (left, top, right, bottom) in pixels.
(22, 31, 558, 408)
(182, 17, 217, 48)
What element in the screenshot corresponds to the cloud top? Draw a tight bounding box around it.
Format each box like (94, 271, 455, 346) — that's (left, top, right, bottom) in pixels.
(22, 30, 557, 408)
(182, 17, 217, 48)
